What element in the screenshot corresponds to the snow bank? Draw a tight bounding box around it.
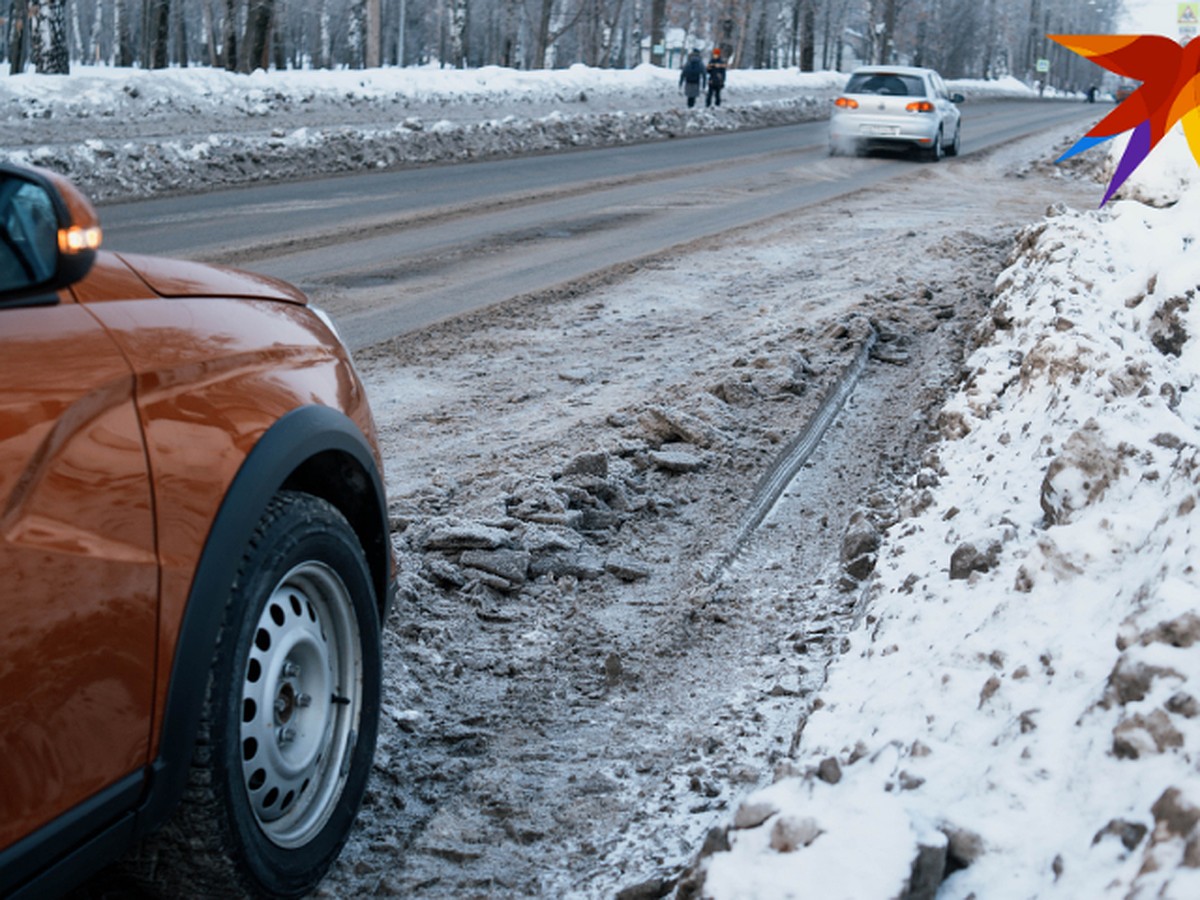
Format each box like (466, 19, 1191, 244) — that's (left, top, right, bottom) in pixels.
(3, 98, 828, 202)
(0, 62, 844, 116)
(949, 74, 1038, 99)
(0, 63, 1040, 202)
(699, 129, 1200, 898)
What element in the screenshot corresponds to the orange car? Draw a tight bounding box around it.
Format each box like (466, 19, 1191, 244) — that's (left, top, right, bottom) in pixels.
(0, 163, 394, 898)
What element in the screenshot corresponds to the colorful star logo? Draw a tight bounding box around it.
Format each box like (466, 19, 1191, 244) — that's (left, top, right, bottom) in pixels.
(1051, 34, 1200, 205)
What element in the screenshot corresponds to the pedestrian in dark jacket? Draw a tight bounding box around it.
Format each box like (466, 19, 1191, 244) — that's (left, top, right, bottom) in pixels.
(680, 49, 706, 108)
(706, 48, 727, 107)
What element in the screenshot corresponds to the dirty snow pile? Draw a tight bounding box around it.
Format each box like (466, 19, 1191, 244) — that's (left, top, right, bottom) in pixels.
(692, 133, 1200, 898)
(0, 64, 1035, 202)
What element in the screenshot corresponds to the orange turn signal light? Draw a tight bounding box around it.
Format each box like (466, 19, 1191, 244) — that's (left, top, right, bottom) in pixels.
(58, 225, 103, 254)
(834, 96, 858, 109)
(906, 100, 935, 113)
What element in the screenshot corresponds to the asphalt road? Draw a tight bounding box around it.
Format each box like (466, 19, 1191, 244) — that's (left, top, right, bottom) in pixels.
(99, 99, 1102, 351)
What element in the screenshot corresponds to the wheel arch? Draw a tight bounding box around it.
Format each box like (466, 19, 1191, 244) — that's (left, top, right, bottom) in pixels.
(135, 404, 391, 839)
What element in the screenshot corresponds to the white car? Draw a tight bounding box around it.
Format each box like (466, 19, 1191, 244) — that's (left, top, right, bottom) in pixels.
(829, 65, 964, 161)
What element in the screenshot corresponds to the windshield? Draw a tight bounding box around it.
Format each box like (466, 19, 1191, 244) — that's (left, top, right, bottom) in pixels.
(845, 72, 926, 97)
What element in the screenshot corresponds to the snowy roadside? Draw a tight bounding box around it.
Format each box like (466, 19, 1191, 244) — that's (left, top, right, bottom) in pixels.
(298, 120, 1119, 899)
(693, 132, 1200, 898)
(0, 64, 1038, 203)
(8, 62, 1158, 899)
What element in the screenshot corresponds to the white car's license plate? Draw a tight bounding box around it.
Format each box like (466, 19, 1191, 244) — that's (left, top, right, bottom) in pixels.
(861, 124, 900, 136)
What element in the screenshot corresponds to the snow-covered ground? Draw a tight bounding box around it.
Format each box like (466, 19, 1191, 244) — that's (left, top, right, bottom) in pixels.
(0, 63, 1037, 202)
(6, 62, 1189, 899)
(698, 132, 1200, 898)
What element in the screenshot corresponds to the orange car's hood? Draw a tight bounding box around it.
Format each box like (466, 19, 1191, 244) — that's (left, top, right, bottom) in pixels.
(73, 251, 308, 305)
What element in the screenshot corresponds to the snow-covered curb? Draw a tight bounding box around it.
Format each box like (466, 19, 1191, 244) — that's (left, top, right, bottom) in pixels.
(4, 98, 825, 202)
(694, 132, 1200, 898)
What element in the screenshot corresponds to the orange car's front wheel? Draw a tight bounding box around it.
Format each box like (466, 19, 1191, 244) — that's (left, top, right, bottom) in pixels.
(132, 491, 382, 898)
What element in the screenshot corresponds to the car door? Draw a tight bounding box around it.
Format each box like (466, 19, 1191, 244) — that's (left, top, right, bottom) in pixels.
(0, 296, 158, 852)
(931, 72, 959, 136)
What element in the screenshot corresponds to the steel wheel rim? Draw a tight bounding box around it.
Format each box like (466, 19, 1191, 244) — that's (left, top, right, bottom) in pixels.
(239, 561, 363, 849)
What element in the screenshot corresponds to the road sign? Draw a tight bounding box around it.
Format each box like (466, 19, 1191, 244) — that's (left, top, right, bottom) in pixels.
(1036, 58, 1050, 73)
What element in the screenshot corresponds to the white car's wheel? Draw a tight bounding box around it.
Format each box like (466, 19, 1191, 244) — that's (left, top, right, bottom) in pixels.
(946, 123, 961, 157)
(926, 127, 945, 162)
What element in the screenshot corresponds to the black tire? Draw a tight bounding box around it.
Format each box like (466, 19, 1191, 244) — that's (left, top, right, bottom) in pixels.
(926, 127, 945, 162)
(129, 491, 381, 898)
(946, 123, 961, 157)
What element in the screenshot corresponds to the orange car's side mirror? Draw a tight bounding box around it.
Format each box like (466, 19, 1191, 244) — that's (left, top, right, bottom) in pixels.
(0, 163, 102, 306)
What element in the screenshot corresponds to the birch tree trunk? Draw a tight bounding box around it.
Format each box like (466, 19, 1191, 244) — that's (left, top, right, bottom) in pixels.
(599, 0, 624, 67)
(348, 0, 365, 67)
(90, 0, 105, 63)
(31, 0, 70, 73)
(318, 0, 331, 67)
(28, 0, 44, 70)
(70, 0, 84, 62)
(449, 0, 467, 66)
(534, 0, 552, 68)
(272, 0, 286, 67)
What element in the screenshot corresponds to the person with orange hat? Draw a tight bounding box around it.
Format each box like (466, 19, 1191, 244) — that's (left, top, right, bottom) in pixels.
(706, 47, 727, 107)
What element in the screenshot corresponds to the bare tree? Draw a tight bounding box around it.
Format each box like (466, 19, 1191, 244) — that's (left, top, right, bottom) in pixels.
(367, 0, 381, 65)
(348, 0, 365, 65)
(115, 0, 134, 65)
(243, 0, 273, 70)
(223, 0, 239, 68)
(8, 0, 28, 74)
(201, 0, 219, 65)
(597, 0, 625, 66)
(627, 0, 642, 66)
(30, 0, 70, 73)
(449, 0, 468, 65)
(89, 0, 105, 64)
(648, 0, 664, 65)
(318, 0, 331, 66)
(70, 0, 84, 61)
(798, 0, 813, 70)
(0, 0, 1123, 76)
(146, 0, 170, 68)
(173, 0, 190, 65)
(499, 0, 519, 65)
(532, 0, 585, 67)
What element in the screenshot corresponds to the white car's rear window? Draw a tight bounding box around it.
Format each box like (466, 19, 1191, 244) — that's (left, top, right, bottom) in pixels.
(845, 73, 926, 97)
